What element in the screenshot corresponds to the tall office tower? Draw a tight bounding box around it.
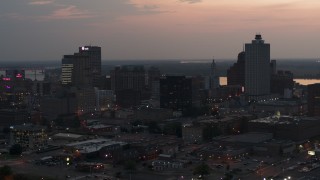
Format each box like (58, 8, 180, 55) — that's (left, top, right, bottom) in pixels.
(61, 46, 101, 87)
(61, 55, 74, 85)
(110, 65, 145, 92)
(160, 76, 192, 110)
(78, 46, 101, 87)
(271, 70, 294, 96)
(270, 60, 277, 75)
(147, 67, 161, 90)
(227, 51, 245, 87)
(245, 34, 270, 100)
(210, 59, 220, 89)
(110, 65, 145, 107)
(307, 84, 320, 116)
(72, 53, 93, 86)
(147, 67, 161, 100)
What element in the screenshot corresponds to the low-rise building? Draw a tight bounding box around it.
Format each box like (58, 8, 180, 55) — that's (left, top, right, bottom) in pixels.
(248, 116, 320, 141)
(252, 99, 306, 115)
(182, 124, 203, 144)
(10, 124, 47, 151)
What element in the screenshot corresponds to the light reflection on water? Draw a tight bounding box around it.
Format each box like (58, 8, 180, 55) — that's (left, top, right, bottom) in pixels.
(219, 77, 320, 86)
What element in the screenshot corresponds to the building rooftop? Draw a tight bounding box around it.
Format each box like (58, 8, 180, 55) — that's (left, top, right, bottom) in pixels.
(198, 116, 238, 123)
(249, 115, 320, 125)
(65, 138, 126, 154)
(53, 133, 83, 139)
(223, 132, 273, 144)
(11, 124, 46, 131)
(256, 99, 305, 106)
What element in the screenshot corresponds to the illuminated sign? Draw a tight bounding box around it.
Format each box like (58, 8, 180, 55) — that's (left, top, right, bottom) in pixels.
(2, 77, 11, 81)
(81, 47, 89, 51)
(308, 151, 315, 156)
(16, 73, 22, 78)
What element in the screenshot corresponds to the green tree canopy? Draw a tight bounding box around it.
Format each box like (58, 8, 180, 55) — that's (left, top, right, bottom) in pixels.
(9, 144, 23, 155)
(124, 160, 136, 171)
(163, 122, 182, 137)
(0, 165, 12, 177)
(193, 163, 210, 177)
(146, 121, 161, 134)
(202, 124, 221, 141)
(2, 127, 10, 134)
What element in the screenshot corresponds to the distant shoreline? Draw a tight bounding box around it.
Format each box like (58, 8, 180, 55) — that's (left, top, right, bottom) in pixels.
(219, 77, 320, 86)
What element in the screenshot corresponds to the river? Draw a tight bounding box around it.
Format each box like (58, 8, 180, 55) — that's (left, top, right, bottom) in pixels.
(219, 77, 320, 86)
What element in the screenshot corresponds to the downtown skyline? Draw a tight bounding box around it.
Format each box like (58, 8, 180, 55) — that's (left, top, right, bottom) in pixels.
(2, 0, 320, 61)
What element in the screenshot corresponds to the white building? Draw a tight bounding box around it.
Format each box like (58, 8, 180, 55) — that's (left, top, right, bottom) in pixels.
(245, 34, 270, 101)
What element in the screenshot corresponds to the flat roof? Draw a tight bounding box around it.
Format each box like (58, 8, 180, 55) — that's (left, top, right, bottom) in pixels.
(250, 116, 320, 125)
(11, 124, 46, 131)
(53, 133, 83, 139)
(223, 132, 273, 144)
(256, 99, 304, 106)
(198, 116, 238, 123)
(87, 124, 113, 129)
(65, 138, 126, 154)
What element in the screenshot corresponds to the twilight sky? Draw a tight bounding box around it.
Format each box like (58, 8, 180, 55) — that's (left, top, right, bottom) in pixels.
(1, 0, 320, 61)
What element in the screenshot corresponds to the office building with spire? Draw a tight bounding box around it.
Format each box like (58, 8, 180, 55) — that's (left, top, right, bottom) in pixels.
(245, 34, 270, 100)
(210, 59, 220, 89)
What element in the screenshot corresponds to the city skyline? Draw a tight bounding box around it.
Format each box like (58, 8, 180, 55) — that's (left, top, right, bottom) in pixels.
(2, 0, 320, 61)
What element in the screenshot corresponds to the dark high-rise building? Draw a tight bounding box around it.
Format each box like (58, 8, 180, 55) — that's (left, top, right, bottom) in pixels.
(110, 65, 145, 92)
(307, 83, 320, 116)
(61, 46, 101, 87)
(61, 55, 74, 85)
(147, 67, 161, 90)
(160, 76, 192, 110)
(192, 75, 207, 107)
(110, 65, 145, 108)
(270, 60, 277, 75)
(271, 70, 294, 96)
(227, 51, 245, 87)
(245, 34, 271, 100)
(210, 59, 220, 89)
(78, 46, 101, 87)
(72, 54, 92, 86)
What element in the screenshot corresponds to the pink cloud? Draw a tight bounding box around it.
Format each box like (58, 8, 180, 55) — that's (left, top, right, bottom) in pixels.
(0, 13, 26, 20)
(40, 5, 95, 20)
(29, 1, 54, 5)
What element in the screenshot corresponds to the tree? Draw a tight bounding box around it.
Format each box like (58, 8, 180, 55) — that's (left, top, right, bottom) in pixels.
(223, 172, 234, 180)
(124, 160, 136, 179)
(2, 127, 10, 134)
(71, 116, 80, 128)
(163, 122, 182, 137)
(226, 164, 230, 171)
(146, 121, 161, 134)
(193, 163, 210, 178)
(132, 120, 142, 126)
(124, 160, 136, 171)
(202, 124, 221, 141)
(0, 165, 12, 178)
(9, 144, 22, 155)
